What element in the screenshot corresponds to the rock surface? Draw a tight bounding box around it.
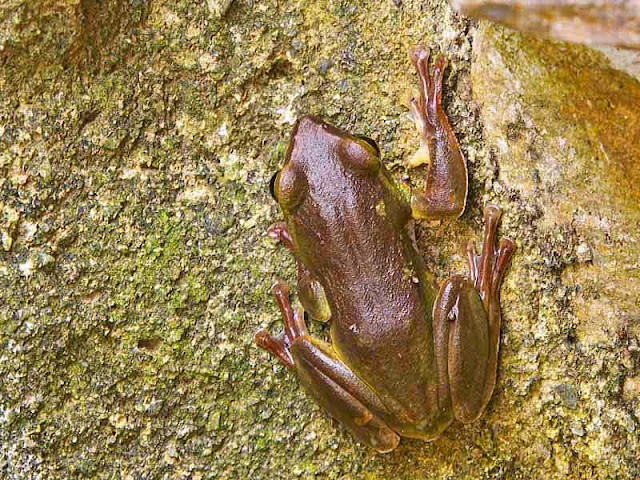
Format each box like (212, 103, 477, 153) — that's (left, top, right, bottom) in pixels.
(450, 0, 640, 49)
(0, 0, 638, 478)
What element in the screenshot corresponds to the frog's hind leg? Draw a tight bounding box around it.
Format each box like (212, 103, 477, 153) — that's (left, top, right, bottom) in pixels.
(409, 46, 468, 221)
(267, 222, 331, 323)
(432, 205, 515, 422)
(256, 280, 400, 453)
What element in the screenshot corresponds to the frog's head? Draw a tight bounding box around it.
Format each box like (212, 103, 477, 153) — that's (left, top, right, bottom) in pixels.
(269, 115, 382, 214)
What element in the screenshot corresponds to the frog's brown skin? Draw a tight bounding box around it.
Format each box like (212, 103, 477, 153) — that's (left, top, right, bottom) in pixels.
(256, 46, 516, 452)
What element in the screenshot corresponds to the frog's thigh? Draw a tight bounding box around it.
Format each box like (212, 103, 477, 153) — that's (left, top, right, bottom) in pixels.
(433, 275, 491, 423)
(297, 269, 331, 323)
(290, 336, 400, 452)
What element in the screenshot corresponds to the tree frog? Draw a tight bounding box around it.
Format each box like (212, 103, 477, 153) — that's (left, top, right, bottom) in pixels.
(256, 46, 516, 452)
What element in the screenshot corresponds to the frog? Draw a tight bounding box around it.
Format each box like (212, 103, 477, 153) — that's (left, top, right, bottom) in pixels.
(255, 46, 516, 452)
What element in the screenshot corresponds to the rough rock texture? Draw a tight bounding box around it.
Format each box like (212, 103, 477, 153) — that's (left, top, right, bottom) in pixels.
(0, 1, 638, 479)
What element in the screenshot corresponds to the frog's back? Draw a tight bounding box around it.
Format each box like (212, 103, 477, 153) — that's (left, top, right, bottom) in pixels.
(339, 192, 447, 430)
(289, 161, 447, 436)
(283, 116, 452, 436)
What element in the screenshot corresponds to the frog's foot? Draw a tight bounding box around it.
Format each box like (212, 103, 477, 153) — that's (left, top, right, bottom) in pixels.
(255, 280, 307, 370)
(267, 221, 295, 251)
(267, 222, 331, 323)
(409, 46, 467, 220)
(432, 205, 515, 423)
(466, 205, 516, 307)
(256, 281, 399, 453)
(409, 45, 446, 140)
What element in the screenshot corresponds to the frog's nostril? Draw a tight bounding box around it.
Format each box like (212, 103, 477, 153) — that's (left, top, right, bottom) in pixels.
(269, 171, 280, 201)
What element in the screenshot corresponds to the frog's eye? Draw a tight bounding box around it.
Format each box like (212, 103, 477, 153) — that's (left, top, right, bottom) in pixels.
(356, 135, 380, 157)
(269, 170, 279, 201)
(337, 137, 380, 175)
(276, 165, 307, 211)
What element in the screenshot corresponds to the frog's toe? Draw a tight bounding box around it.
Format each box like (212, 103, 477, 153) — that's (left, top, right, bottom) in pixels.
(467, 205, 516, 301)
(255, 329, 294, 369)
(411, 45, 431, 75)
(491, 237, 516, 296)
(267, 221, 294, 250)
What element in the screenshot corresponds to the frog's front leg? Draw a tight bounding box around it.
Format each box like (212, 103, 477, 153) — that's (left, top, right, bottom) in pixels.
(256, 281, 400, 452)
(433, 205, 515, 422)
(267, 221, 331, 323)
(409, 46, 468, 220)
